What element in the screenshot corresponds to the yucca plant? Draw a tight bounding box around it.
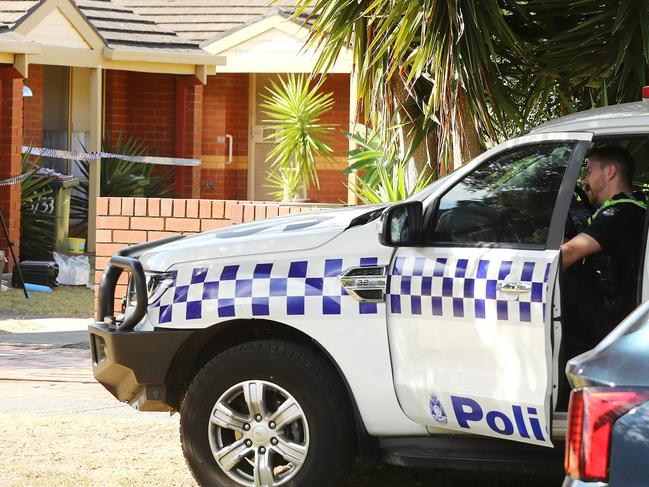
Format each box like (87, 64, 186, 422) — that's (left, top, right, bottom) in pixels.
(350, 161, 432, 204)
(265, 166, 303, 202)
(344, 125, 432, 204)
(343, 124, 398, 189)
(261, 74, 336, 201)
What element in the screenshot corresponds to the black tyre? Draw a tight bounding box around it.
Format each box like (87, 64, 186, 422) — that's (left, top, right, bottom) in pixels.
(180, 340, 356, 487)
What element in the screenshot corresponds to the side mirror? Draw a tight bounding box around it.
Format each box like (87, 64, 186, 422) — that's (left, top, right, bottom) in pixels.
(379, 201, 423, 247)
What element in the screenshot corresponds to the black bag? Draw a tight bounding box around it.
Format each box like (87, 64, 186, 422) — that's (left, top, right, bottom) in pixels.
(12, 260, 59, 288)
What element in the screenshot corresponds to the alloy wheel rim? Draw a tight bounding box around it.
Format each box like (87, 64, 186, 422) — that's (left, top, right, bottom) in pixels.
(208, 379, 310, 487)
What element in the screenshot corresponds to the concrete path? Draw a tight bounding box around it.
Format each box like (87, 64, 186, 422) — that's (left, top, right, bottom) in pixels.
(0, 317, 91, 347)
(0, 317, 168, 419)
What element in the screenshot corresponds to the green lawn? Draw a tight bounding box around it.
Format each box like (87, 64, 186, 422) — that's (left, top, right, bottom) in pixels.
(0, 286, 94, 319)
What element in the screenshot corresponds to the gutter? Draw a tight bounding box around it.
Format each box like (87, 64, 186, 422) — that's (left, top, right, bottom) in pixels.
(102, 46, 225, 67)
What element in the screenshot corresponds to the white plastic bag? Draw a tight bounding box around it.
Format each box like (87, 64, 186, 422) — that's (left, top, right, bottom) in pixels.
(53, 251, 90, 286)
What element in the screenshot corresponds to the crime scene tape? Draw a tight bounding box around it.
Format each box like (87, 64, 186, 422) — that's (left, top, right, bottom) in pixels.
(23, 146, 201, 167)
(0, 172, 31, 187)
(0, 167, 73, 186)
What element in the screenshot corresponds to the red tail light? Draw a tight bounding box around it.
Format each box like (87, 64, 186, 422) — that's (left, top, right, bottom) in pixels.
(565, 388, 649, 481)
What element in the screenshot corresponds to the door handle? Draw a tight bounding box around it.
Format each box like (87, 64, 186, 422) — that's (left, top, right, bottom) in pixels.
(225, 134, 233, 164)
(497, 282, 531, 294)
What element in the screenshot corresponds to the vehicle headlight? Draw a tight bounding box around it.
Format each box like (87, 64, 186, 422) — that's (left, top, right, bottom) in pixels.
(145, 271, 176, 305)
(124, 271, 175, 310)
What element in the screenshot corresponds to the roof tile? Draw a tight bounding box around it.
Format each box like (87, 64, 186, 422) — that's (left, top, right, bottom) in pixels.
(114, 0, 305, 42)
(0, 0, 310, 53)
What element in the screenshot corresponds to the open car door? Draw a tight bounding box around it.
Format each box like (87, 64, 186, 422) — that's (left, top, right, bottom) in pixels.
(387, 133, 592, 447)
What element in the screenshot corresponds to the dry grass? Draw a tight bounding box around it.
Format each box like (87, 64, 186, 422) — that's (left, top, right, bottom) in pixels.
(0, 412, 562, 487)
(0, 286, 94, 319)
(0, 414, 194, 487)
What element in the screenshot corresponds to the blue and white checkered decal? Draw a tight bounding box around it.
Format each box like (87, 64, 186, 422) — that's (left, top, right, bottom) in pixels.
(387, 255, 550, 323)
(149, 257, 381, 325)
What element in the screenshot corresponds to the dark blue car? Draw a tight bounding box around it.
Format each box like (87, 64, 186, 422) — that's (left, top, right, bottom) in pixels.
(564, 301, 649, 487)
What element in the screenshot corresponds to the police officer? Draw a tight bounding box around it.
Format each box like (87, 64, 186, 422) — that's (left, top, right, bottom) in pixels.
(561, 146, 647, 352)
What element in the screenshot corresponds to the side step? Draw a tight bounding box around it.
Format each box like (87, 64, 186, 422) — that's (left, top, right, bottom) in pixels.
(380, 436, 564, 474)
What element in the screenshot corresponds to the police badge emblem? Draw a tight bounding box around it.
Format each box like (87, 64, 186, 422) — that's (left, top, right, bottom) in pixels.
(429, 393, 448, 424)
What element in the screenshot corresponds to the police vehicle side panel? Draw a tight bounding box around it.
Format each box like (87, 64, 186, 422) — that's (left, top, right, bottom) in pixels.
(388, 247, 558, 447)
(145, 224, 427, 437)
(388, 131, 593, 448)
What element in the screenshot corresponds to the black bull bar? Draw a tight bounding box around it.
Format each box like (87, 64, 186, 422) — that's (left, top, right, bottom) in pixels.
(97, 235, 184, 331)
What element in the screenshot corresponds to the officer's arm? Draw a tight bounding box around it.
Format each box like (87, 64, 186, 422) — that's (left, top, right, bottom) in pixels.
(561, 233, 602, 269)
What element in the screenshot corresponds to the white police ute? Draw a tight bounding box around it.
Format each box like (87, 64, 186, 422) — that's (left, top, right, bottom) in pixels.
(90, 99, 649, 487)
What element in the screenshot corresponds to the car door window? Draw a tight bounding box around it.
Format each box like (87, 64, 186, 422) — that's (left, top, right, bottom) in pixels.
(432, 143, 576, 247)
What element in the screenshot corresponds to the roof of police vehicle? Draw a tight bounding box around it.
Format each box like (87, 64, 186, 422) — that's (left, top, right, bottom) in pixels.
(531, 101, 649, 135)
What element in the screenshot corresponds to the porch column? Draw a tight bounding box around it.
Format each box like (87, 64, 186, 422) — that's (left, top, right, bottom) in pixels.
(0, 73, 23, 271)
(347, 70, 358, 205)
(87, 66, 102, 256)
(175, 75, 203, 199)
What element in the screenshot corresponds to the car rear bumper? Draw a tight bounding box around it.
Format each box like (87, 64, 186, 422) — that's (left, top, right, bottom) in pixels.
(562, 478, 607, 487)
(89, 323, 193, 411)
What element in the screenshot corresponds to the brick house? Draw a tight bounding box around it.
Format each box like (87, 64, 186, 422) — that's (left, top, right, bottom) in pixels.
(0, 0, 355, 263)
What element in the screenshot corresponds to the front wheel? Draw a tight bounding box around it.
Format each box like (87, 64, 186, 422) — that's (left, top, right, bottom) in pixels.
(180, 340, 356, 487)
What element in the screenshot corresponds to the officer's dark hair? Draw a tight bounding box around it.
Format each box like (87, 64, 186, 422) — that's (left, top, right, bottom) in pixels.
(586, 146, 635, 186)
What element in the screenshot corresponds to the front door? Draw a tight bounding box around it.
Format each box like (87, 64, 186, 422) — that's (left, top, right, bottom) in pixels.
(387, 133, 592, 447)
(250, 73, 284, 201)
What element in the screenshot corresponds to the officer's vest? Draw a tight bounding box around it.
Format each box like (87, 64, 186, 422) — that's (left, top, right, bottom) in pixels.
(587, 193, 647, 225)
(584, 192, 647, 311)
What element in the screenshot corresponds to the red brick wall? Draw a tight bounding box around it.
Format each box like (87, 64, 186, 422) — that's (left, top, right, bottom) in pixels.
(309, 74, 350, 204)
(200, 73, 249, 200)
(95, 196, 338, 312)
(104, 69, 128, 144)
(115, 71, 176, 156)
(105, 70, 197, 198)
(0, 76, 24, 270)
(311, 168, 349, 204)
(23, 64, 43, 147)
(175, 77, 203, 198)
(104, 70, 176, 156)
(320, 74, 350, 155)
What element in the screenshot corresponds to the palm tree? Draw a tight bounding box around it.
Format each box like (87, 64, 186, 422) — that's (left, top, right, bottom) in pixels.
(293, 0, 529, 176)
(515, 0, 649, 120)
(293, 0, 649, 181)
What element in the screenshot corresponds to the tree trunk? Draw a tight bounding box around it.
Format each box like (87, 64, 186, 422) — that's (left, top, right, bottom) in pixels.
(452, 88, 482, 169)
(389, 78, 438, 187)
(559, 81, 571, 116)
